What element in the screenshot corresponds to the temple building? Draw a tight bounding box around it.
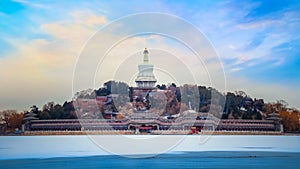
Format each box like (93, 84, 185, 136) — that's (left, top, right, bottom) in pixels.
(267, 112, 283, 132)
(135, 48, 157, 88)
(130, 48, 158, 111)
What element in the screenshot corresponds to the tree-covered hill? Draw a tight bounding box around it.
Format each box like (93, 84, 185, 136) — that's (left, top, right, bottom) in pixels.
(1, 80, 299, 133)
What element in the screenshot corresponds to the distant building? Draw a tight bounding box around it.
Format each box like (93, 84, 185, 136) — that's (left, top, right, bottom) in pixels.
(27, 113, 278, 132)
(267, 112, 283, 132)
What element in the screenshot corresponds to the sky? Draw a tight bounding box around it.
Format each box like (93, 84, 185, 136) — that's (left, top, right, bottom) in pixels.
(0, 0, 299, 110)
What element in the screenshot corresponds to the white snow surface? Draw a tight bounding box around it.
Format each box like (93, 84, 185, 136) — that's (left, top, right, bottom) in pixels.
(0, 135, 299, 159)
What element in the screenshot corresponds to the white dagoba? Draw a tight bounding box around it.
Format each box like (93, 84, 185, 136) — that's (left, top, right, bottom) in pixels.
(135, 48, 157, 88)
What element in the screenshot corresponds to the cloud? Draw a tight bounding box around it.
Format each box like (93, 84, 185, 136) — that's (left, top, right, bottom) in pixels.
(197, 2, 300, 74)
(230, 67, 243, 72)
(13, 0, 48, 9)
(70, 10, 107, 26)
(236, 20, 279, 30)
(0, 10, 108, 110)
(41, 11, 107, 42)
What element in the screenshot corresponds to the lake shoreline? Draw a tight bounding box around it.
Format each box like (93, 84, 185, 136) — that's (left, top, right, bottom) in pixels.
(2, 130, 294, 136)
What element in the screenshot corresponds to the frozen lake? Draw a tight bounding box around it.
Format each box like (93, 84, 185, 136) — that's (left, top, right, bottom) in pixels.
(0, 135, 299, 159)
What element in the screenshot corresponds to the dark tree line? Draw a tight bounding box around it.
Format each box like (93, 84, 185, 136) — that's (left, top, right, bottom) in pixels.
(22, 80, 298, 123)
(83, 81, 267, 120)
(196, 86, 264, 119)
(30, 101, 76, 120)
(95, 81, 129, 96)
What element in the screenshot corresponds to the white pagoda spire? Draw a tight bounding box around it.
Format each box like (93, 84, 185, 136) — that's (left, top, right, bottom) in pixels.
(135, 48, 157, 88)
(143, 48, 149, 62)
